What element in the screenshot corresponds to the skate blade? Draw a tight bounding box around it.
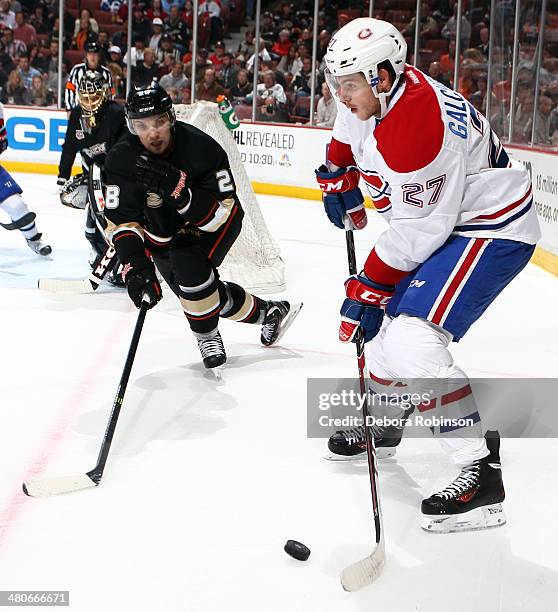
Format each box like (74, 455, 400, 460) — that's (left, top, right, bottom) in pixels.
(421, 503, 506, 534)
(324, 447, 396, 462)
(269, 302, 303, 346)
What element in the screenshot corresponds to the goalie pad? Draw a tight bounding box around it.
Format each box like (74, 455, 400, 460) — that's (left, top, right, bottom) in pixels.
(60, 174, 88, 209)
(0, 211, 36, 230)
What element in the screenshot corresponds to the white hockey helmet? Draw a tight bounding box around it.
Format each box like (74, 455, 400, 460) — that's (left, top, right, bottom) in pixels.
(325, 18, 407, 118)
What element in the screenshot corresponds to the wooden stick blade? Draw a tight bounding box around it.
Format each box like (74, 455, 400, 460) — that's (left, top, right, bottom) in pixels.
(340, 539, 386, 591)
(22, 473, 98, 497)
(38, 277, 95, 294)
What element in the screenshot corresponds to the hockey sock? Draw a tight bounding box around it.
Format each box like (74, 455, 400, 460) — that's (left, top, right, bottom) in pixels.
(219, 281, 267, 324)
(0, 194, 39, 240)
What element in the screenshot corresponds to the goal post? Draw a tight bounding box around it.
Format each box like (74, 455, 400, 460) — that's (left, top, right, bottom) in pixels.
(174, 101, 286, 294)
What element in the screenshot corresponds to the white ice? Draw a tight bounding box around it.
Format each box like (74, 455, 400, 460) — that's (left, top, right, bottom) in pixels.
(1, 172, 558, 612)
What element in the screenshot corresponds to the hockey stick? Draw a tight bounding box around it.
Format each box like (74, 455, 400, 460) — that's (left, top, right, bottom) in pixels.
(22, 299, 149, 497)
(339, 222, 386, 591)
(38, 245, 118, 293)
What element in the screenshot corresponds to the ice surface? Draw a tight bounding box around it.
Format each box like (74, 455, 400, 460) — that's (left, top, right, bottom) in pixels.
(1, 173, 557, 611)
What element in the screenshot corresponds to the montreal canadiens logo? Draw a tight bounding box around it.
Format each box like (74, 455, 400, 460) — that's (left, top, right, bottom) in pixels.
(358, 28, 372, 40)
(360, 169, 392, 212)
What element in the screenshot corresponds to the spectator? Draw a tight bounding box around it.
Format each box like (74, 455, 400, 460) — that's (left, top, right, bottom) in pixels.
(292, 56, 315, 97)
(14, 10, 37, 48)
(530, 95, 554, 144)
(47, 61, 68, 103)
(511, 93, 535, 142)
(108, 45, 123, 68)
(403, 3, 439, 39)
(29, 74, 53, 106)
(149, 17, 164, 50)
(442, 4, 471, 47)
(72, 9, 98, 50)
(439, 39, 461, 81)
(238, 29, 255, 58)
(477, 27, 489, 59)
(229, 68, 251, 104)
(317, 30, 331, 63)
(278, 44, 302, 77)
(108, 61, 126, 98)
(162, 0, 185, 11)
(0, 40, 15, 84)
(217, 52, 238, 90)
(29, 3, 48, 34)
(315, 81, 336, 127)
(195, 67, 224, 101)
(0, 0, 14, 29)
(167, 85, 180, 102)
(2, 25, 26, 59)
(18, 54, 40, 89)
(458, 61, 476, 99)
(159, 59, 188, 91)
(159, 32, 181, 63)
(132, 47, 158, 86)
(198, 0, 222, 45)
(184, 47, 211, 83)
(97, 30, 111, 62)
(272, 29, 291, 58)
(124, 36, 145, 67)
(1, 68, 28, 104)
(428, 60, 451, 87)
(146, 0, 168, 22)
(253, 70, 286, 107)
(132, 4, 151, 44)
(208, 40, 225, 68)
(246, 38, 271, 72)
(157, 51, 173, 77)
(164, 4, 188, 53)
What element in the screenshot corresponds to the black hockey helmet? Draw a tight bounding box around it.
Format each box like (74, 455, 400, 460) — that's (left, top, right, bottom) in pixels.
(125, 82, 175, 135)
(77, 70, 110, 132)
(84, 40, 101, 54)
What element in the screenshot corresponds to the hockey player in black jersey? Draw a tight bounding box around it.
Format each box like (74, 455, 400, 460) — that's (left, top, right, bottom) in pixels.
(57, 70, 128, 285)
(103, 84, 301, 368)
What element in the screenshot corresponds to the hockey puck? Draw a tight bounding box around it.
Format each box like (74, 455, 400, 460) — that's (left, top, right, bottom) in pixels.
(284, 540, 311, 561)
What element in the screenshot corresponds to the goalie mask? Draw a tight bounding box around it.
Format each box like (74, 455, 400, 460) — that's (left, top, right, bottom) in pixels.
(78, 70, 110, 133)
(324, 18, 407, 119)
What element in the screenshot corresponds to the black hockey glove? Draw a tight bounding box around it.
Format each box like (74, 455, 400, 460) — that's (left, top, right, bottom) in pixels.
(135, 154, 191, 211)
(124, 265, 162, 309)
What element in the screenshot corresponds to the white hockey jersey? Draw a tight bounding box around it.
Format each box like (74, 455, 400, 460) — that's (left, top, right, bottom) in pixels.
(328, 65, 541, 285)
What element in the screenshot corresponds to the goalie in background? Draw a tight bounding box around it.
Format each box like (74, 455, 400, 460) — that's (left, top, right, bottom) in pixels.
(104, 84, 302, 368)
(57, 70, 128, 285)
(0, 103, 52, 256)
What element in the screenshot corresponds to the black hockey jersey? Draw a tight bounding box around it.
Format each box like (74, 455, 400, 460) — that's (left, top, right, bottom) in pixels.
(103, 121, 243, 269)
(58, 101, 127, 180)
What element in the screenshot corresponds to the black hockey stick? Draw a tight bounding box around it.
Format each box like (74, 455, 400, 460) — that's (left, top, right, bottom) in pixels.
(339, 222, 386, 591)
(23, 300, 150, 496)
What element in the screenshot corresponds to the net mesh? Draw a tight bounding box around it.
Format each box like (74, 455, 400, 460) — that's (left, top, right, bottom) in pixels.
(174, 102, 286, 294)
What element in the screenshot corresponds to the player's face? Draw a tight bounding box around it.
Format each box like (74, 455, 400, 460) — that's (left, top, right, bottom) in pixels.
(132, 113, 173, 155)
(335, 73, 379, 120)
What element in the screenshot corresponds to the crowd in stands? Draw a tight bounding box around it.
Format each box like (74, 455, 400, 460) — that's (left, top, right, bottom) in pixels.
(0, 0, 557, 146)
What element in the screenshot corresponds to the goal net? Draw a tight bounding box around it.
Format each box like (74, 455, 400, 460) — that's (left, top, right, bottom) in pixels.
(174, 101, 286, 294)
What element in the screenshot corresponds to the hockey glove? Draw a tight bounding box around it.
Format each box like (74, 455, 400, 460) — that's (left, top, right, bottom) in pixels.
(340, 273, 395, 343)
(123, 264, 162, 310)
(135, 154, 191, 213)
(0, 120, 8, 154)
(315, 165, 367, 230)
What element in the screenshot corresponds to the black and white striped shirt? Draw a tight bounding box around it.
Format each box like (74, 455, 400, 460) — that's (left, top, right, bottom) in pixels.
(64, 63, 114, 110)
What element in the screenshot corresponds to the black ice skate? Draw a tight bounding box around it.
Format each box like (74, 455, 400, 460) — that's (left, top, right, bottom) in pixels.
(260, 300, 303, 346)
(26, 233, 52, 256)
(197, 331, 227, 369)
(326, 408, 414, 461)
(421, 430, 506, 533)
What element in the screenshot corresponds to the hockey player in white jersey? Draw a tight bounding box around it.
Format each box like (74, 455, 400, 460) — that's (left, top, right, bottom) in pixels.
(315, 18, 540, 532)
(0, 104, 52, 256)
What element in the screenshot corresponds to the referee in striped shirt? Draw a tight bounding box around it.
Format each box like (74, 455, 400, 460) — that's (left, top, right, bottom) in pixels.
(64, 41, 114, 111)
